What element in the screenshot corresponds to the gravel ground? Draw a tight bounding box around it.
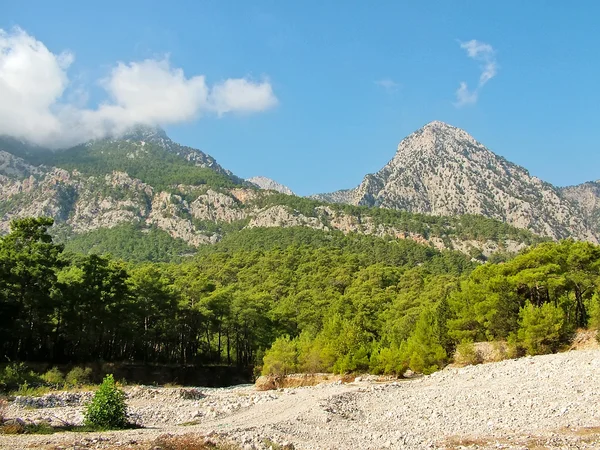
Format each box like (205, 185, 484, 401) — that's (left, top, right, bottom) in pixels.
(3, 349, 600, 449)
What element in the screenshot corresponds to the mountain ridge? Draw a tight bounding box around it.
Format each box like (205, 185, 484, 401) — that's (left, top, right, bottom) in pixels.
(247, 176, 294, 195)
(313, 121, 599, 242)
(0, 122, 595, 261)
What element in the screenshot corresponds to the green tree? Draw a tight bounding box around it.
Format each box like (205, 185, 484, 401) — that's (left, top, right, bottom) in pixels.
(262, 335, 298, 376)
(399, 308, 448, 374)
(516, 302, 568, 355)
(0, 217, 64, 360)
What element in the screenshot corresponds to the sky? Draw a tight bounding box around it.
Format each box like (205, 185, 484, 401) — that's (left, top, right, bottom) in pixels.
(1, 1, 599, 196)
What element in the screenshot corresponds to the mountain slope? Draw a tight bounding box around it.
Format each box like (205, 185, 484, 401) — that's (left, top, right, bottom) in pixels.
(314, 121, 597, 242)
(25, 127, 242, 191)
(561, 180, 600, 232)
(0, 125, 548, 261)
(247, 176, 294, 195)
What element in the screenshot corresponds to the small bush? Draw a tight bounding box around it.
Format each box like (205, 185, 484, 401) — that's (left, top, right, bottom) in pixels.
(41, 367, 64, 387)
(0, 363, 42, 391)
(83, 374, 127, 429)
(65, 366, 93, 387)
(454, 340, 483, 366)
(15, 382, 51, 397)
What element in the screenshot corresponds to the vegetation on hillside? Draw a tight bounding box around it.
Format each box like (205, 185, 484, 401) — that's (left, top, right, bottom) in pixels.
(249, 193, 542, 246)
(32, 140, 240, 191)
(0, 218, 598, 385)
(61, 224, 196, 263)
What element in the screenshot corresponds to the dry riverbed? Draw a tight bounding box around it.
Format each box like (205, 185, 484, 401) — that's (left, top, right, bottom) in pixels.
(2, 349, 600, 449)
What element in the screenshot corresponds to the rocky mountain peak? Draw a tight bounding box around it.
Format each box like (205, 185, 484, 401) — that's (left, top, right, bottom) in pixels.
(112, 125, 171, 146)
(422, 120, 454, 130)
(247, 176, 294, 195)
(393, 121, 480, 160)
(314, 122, 598, 242)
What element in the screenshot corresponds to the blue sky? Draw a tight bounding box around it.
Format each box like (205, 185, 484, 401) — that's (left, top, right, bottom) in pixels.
(2, 1, 599, 195)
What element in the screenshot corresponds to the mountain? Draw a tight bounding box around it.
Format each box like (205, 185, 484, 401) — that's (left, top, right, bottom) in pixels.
(313, 121, 599, 242)
(247, 176, 294, 195)
(0, 126, 540, 261)
(561, 180, 600, 233)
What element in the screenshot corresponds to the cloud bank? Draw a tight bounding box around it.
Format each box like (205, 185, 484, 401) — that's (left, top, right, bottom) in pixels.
(455, 39, 497, 107)
(0, 28, 278, 148)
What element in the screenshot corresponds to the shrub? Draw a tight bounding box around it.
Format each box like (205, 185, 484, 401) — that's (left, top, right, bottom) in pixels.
(369, 346, 408, 375)
(84, 374, 127, 429)
(0, 363, 42, 391)
(453, 340, 483, 366)
(41, 367, 64, 387)
(65, 367, 93, 387)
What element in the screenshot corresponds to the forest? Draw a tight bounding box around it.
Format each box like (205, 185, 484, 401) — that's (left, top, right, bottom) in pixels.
(1, 217, 599, 385)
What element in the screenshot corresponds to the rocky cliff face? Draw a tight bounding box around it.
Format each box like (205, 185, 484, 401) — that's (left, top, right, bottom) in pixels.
(561, 181, 600, 233)
(247, 176, 294, 195)
(314, 121, 598, 242)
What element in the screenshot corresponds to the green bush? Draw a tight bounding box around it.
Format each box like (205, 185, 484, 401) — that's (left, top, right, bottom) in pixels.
(65, 367, 93, 387)
(84, 374, 128, 429)
(0, 363, 42, 391)
(369, 346, 407, 375)
(41, 367, 65, 387)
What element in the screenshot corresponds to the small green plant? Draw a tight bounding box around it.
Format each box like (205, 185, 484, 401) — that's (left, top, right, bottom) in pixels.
(0, 363, 42, 391)
(15, 382, 51, 397)
(83, 374, 128, 429)
(65, 366, 93, 387)
(41, 367, 64, 387)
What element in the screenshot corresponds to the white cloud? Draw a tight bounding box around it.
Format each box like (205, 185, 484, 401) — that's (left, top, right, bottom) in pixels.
(0, 28, 278, 148)
(455, 39, 497, 107)
(375, 78, 400, 92)
(210, 78, 278, 115)
(455, 82, 478, 106)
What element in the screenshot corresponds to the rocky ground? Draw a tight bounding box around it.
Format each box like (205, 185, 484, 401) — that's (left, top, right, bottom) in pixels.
(3, 349, 600, 449)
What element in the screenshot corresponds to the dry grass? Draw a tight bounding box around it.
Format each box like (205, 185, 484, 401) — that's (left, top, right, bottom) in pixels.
(255, 373, 354, 391)
(442, 427, 600, 449)
(569, 329, 599, 351)
(44, 433, 242, 450)
(144, 434, 240, 450)
(0, 422, 25, 435)
(442, 436, 501, 449)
